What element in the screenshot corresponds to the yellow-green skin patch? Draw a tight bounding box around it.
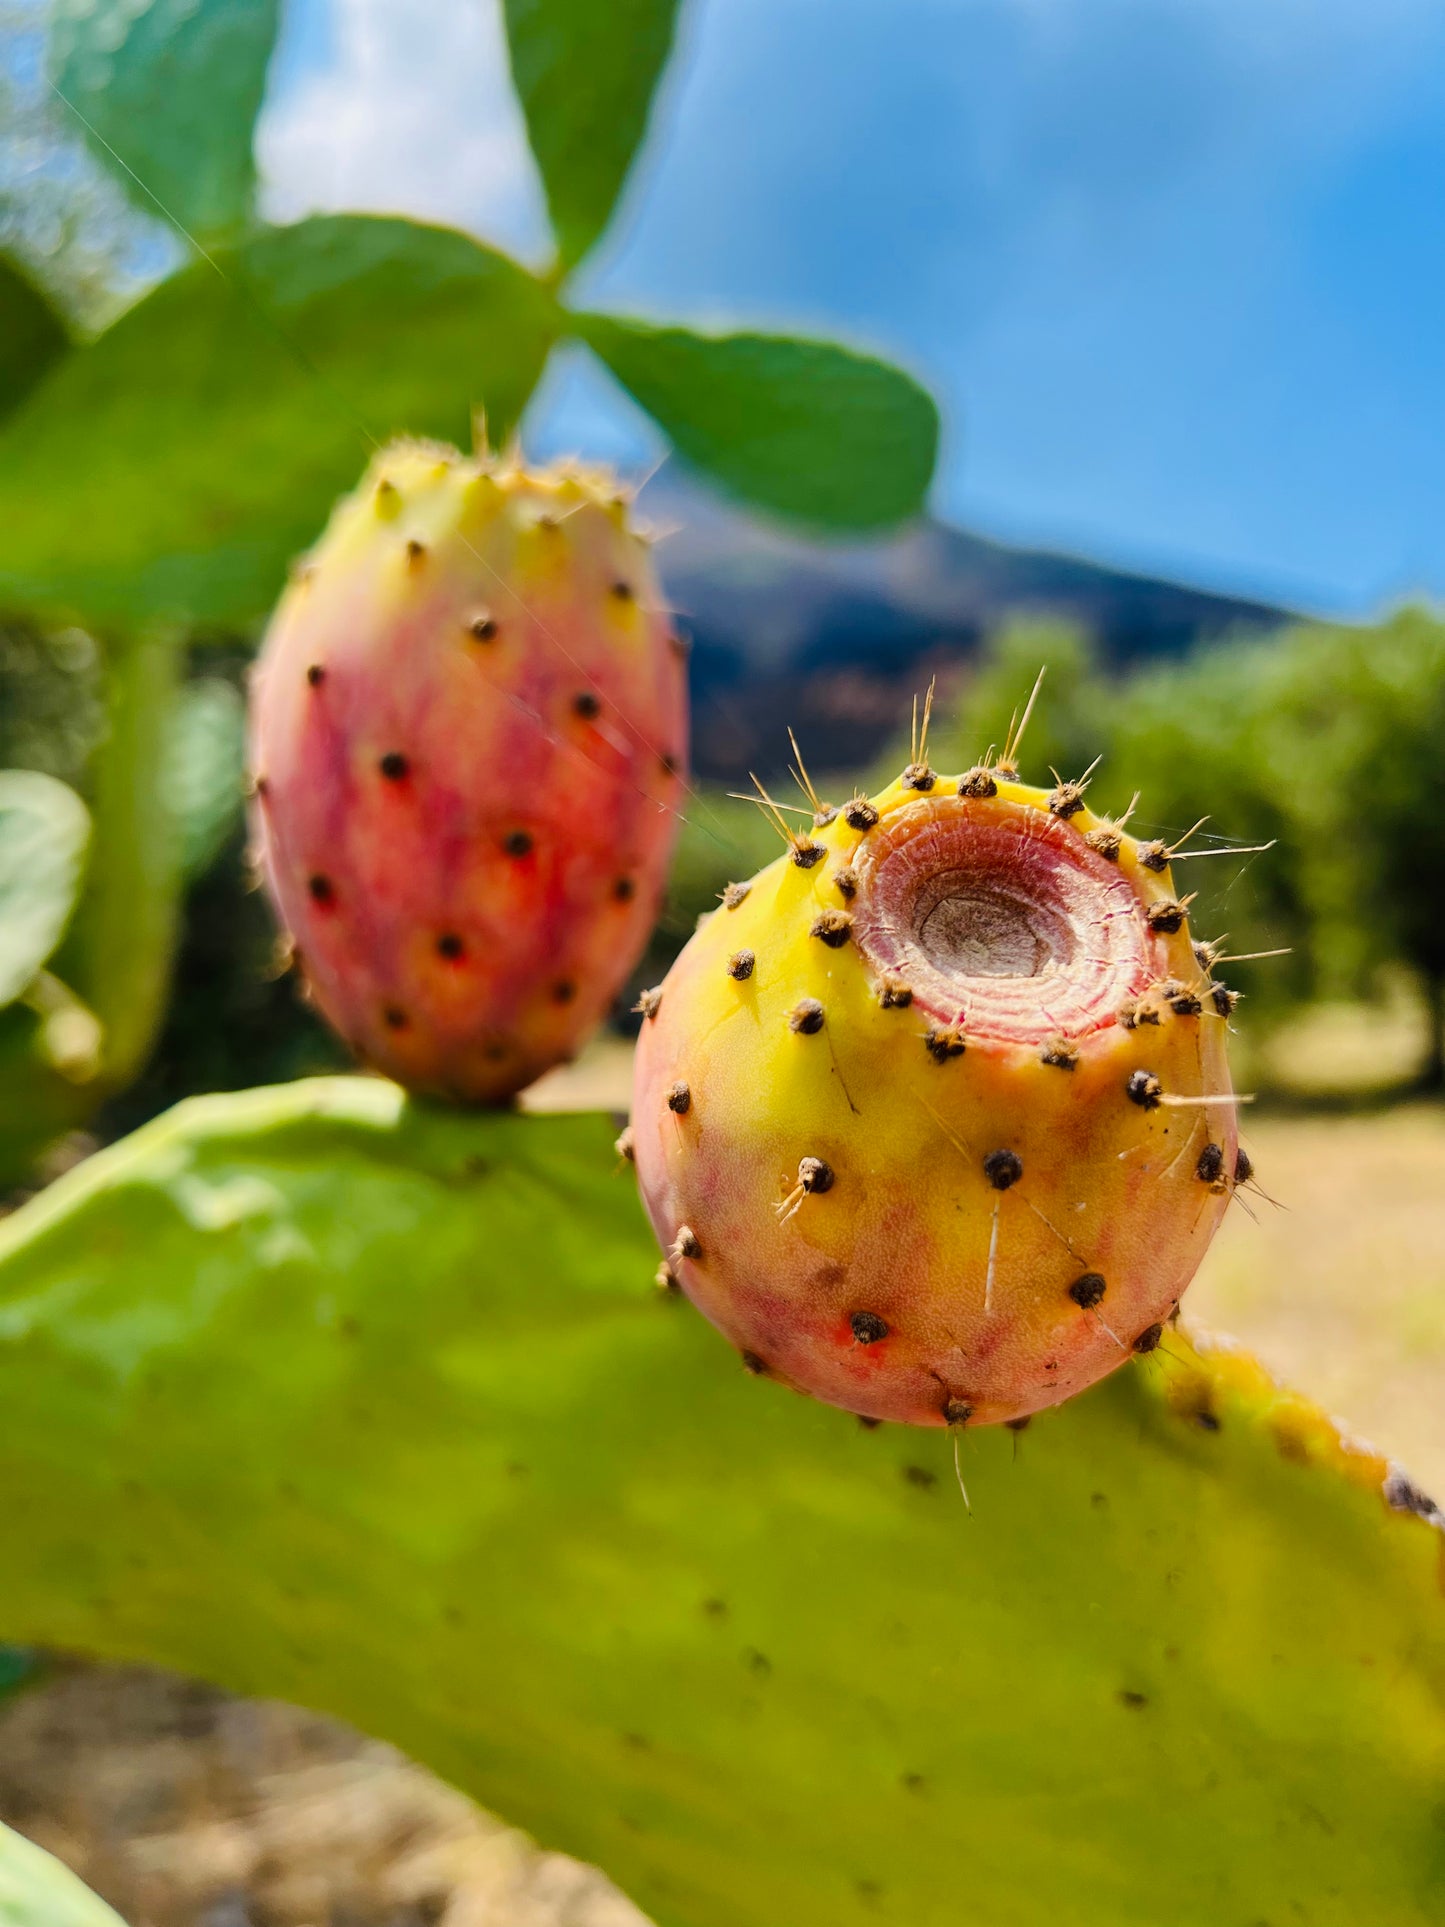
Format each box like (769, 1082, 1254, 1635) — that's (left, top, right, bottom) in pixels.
(631, 772, 1238, 1427)
(249, 440, 686, 1102)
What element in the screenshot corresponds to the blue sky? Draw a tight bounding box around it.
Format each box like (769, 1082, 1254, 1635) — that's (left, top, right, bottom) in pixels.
(260, 0, 1445, 616)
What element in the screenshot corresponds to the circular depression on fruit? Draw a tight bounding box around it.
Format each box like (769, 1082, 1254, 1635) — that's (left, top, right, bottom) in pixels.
(848, 794, 1152, 1042)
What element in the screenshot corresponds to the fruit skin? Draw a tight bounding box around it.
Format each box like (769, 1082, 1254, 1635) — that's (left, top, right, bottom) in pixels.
(630, 771, 1239, 1428)
(248, 440, 686, 1103)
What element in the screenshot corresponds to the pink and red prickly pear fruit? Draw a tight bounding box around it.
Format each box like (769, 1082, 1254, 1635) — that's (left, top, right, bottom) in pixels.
(629, 759, 1244, 1428)
(248, 439, 687, 1103)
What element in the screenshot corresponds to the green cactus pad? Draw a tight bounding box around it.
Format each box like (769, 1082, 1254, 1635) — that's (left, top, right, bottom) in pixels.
(0, 1820, 126, 1927)
(0, 1079, 1441, 1926)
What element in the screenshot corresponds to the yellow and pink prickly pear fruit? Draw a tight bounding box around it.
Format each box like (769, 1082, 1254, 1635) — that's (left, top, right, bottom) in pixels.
(628, 750, 1244, 1429)
(248, 439, 686, 1103)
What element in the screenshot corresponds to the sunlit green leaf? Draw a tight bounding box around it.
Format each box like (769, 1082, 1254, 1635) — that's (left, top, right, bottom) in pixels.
(503, 0, 681, 269)
(0, 1080, 1440, 1927)
(578, 312, 939, 530)
(0, 217, 559, 630)
(0, 770, 90, 1009)
(0, 1819, 125, 1927)
(0, 256, 68, 422)
(49, 0, 281, 242)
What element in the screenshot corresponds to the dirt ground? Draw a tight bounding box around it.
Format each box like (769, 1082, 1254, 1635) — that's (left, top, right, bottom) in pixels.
(4, 1043, 1443, 1927)
(0, 1669, 649, 1927)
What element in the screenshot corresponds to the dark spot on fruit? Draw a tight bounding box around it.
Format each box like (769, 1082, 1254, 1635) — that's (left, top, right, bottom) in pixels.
(901, 1772, 927, 1793)
(660, 752, 679, 776)
(552, 979, 576, 1003)
(1005, 1415, 1032, 1432)
(635, 986, 663, 1020)
(1118, 1689, 1149, 1709)
(383, 1006, 408, 1030)
(1048, 781, 1086, 819)
(857, 1415, 881, 1430)
(834, 866, 858, 899)
(943, 1396, 973, 1426)
(1086, 827, 1123, 860)
(613, 876, 635, 902)
(1234, 1146, 1254, 1185)
(1212, 983, 1240, 1017)
(615, 1127, 635, 1162)
(983, 1148, 1023, 1190)
(655, 1260, 679, 1292)
(1146, 898, 1187, 934)
(437, 933, 464, 960)
(745, 1647, 772, 1674)
(722, 881, 751, 910)
(727, 949, 755, 980)
(1161, 980, 1202, 1017)
(537, 512, 559, 531)
(880, 980, 913, 1009)
(1127, 1069, 1163, 1109)
(789, 999, 825, 1034)
(904, 1464, 936, 1488)
(792, 841, 825, 868)
(844, 797, 880, 831)
(675, 1225, 701, 1259)
(1196, 1142, 1225, 1184)
(1069, 1272, 1107, 1309)
(850, 1311, 888, 1345)
(306, 664, 325, 687)
(1041, 1040, 1078, 1069)
(252, 774, 269, 797)
(957, 766, 998, 799)
(484, 1042, 508, 1062)
(1195, 1409, 1222, 1433)
(799, 1156, 833, 1194)
(469, 614, 498, 641)
(379, 751, 409, 780)
(924, 1027, 965, 1062)
(308, 874, 334, 904)
(406, 537, 426, 563)
(902, 762, 935, 791)
(611, 579, 634, 600)
(1133, 1323, 1164, 1354)
(810, 910, 853, 947)
(667, 1080, 691, 1114)
(504, 830, 533, 858)
(1138, 840, 1170, 872)
(573, 690, 601, 719)
(740, 1350, 767, 1375)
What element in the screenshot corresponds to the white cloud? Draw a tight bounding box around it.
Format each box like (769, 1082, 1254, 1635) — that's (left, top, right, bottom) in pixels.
(254, 0, 552, 265)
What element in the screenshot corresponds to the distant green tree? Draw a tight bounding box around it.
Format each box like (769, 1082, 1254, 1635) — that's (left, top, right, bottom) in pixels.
(944, 619, 1109, 789)
(954, 608, 1445, 1083)
(1260, 607, 1445, 1087)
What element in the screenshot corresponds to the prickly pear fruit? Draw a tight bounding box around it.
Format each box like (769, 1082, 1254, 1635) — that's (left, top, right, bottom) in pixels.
(248, 440, 686, 1103)
(629, 759, 1243, 1428)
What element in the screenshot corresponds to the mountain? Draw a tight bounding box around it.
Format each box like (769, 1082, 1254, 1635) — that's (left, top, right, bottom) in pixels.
(641, 475, 1290, 782)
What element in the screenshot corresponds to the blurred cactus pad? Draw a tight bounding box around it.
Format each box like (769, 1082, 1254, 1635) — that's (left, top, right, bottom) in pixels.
(0, 1817, 124, 1926)
(0, 1079, 1442, 1926)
